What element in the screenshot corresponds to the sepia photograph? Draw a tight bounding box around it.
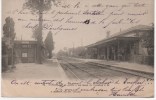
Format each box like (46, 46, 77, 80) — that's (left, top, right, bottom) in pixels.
(1, 0, 154, 97)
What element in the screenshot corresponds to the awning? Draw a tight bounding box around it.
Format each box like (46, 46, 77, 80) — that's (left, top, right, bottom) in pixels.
(87, 37, 139, 48)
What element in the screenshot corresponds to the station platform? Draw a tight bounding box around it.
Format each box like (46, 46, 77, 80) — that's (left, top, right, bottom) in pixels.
(70, 57, 154, 74)
(2, 58, 68, 80)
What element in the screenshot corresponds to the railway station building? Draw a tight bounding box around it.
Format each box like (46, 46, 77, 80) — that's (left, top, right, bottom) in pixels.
(14, 40, 38, 63)
(86, 25, 154, 66)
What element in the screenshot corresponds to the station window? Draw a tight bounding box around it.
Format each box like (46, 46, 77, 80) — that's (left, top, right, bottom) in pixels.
(22, 44, 27, 48)
(27, 45, 31, 48)
(22, 52, 27, 57)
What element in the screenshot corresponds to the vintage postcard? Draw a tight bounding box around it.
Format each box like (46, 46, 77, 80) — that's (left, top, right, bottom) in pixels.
(1, 0, 154, 97)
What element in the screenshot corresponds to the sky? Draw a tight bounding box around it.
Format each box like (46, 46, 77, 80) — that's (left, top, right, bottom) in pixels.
(2, 0, 154, 53)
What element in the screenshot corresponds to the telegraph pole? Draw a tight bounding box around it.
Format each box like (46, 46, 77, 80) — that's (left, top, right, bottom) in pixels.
(72, 42, 75, 57)
(81, 38, 83, 47)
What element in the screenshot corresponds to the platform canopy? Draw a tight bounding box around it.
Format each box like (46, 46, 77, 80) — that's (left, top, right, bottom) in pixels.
(86, 25, 153, 48)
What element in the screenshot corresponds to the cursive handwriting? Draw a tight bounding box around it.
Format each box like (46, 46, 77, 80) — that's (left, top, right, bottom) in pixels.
(5, 0, 151, 34)
(9, 77, 153, 96)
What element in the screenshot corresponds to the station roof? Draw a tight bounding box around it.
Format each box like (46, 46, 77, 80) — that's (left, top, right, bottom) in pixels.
(86, 25, 154, 48)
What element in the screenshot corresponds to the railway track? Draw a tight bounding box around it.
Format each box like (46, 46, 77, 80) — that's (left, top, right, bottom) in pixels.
(58, 57, 153, 80)
(59, 59, 99, 80)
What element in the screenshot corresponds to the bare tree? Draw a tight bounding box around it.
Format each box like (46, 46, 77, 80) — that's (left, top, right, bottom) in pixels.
(23, 0, 56, 64)
(32, 26, 39, 40)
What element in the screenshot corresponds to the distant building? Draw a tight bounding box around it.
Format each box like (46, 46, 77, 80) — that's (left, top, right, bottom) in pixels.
(14, 40, 37, 63)
(86, 25, 154, 66)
